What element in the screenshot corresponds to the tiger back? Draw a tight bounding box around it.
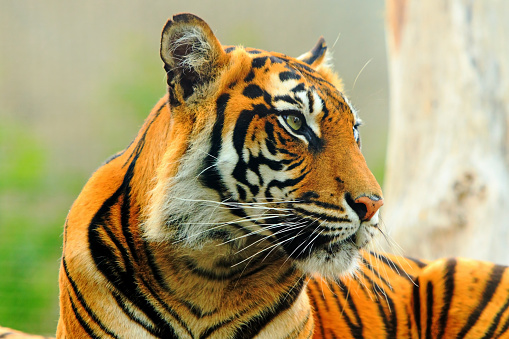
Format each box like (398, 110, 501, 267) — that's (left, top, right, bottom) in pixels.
(2, 12, 509, 339)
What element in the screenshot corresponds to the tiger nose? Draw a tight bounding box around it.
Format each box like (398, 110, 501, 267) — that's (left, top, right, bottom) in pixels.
(348, 195, 384, 221)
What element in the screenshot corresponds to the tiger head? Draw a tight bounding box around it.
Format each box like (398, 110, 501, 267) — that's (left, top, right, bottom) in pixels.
(144, 14, 383, 278)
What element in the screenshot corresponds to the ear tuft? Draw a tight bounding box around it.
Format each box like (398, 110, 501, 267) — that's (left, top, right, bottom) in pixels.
(160, 14, 227, 104)
(297, 37, 328, 68)
(297, 37, 343, 91)
(170, 27, 213, 73)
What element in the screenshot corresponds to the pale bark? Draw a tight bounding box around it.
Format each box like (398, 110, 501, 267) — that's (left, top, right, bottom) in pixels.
(384, 0, 509, 263)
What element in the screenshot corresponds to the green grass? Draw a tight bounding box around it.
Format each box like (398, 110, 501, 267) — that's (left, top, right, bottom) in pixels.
(0, 119, 65, 335)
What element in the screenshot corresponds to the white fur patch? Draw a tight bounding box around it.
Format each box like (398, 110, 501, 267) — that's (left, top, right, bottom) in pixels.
(170, 27, 213, 72)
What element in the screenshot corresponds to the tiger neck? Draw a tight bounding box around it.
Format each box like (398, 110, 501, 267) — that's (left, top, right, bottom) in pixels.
(149, 236, 305, 307)
(141, 237, 314, 337)
(105, 98, 314, 336)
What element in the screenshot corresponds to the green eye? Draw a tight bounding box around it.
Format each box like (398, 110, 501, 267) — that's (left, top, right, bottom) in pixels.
(286, 114, 303, 131)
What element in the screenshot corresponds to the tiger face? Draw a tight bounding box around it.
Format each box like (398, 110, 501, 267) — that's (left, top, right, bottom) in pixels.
(145, 13, 383, 278)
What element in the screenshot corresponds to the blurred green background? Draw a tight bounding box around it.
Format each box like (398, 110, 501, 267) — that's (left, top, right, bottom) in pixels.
(0, 1, 387, 335)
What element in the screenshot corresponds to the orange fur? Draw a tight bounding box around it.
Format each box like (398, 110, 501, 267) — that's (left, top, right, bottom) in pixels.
(2, 13, 509, 339)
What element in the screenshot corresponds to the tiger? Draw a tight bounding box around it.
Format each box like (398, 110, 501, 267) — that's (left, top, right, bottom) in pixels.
(2, 12, 509, 339)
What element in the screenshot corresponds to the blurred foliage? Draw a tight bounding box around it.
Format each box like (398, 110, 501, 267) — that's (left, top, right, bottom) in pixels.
(104, 33, 165, 121)
(0, 118, 62, 335)
(0, 121, 46, 192)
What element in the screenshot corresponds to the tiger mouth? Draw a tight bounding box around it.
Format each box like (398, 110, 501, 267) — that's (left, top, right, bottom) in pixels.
(265, 214, 361, 260)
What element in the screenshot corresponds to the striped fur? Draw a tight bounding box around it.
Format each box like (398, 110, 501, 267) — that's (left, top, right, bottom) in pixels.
(2, 13, 509, 339)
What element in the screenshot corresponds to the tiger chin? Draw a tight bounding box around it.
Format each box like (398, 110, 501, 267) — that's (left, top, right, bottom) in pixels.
(57, 13, 383, 338)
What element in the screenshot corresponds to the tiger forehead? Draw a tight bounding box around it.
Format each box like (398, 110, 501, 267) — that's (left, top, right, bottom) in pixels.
(228, 50, 318, 105)
(223, 46, 355, 128)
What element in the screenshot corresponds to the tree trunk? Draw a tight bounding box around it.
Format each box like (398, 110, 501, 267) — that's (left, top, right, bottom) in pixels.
(383, 0, 509, 263)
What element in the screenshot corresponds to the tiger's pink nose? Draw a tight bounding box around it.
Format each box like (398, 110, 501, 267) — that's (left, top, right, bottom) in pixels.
(351, 196, 384, 221)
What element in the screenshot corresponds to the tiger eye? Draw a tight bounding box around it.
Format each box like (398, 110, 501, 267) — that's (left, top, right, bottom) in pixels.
(286, 114, 303, 131)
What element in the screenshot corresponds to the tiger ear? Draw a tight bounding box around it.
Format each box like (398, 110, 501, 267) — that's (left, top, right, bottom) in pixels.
(297, 37, 328, 68)
(160, 13, 228, 105)
(298, 37, 344, 91)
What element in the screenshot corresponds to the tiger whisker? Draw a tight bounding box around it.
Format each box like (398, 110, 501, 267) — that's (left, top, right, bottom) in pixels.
(352, 58, 372, 91)
(352, 266, 375, 302)
(280, 218, 324, 269)
(294, 223, 325, 261)
(179, 213, 292, 226)
(231, 222, 309, 255)
(216, 220, 306, 246)
(170, 197, 295, 212)
(281, 272, 308, 303)
(231, 230, 308, 268)
(171, 214, 295, 245)
(375, 216, 419, 287)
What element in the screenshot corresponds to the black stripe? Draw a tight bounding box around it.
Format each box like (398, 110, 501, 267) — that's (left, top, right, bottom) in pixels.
(62, 258, 119, 338)
(457, 264, 506, 338)
(285, 157, 305, 171)
(199, 318, 236, 339)
(103, 102, 160, 166)
(68, 290, 101, 339)
(292, 206, 350, 223)
(199, 302, 257, 339)
(481, 294, 509, 339)
(139, 276, 193, 336)
(279, 71, 301, 81)
(265, 169, 310, 198)
(307, 283, 326, 338)
(200, 94, 230, 197)
(109, 290, 162, 337)
(232, 104, 291, 199)
(333, 279, 363, 337)
(232, 277, 305, 338)
(181, 256, 268, 281)
(120, 169, 138, 263)
(412, 277, 422, 338)
(436, 258, 457, 339)
(274, 94, 299, 106)
(143, 241, 217, 319)
(362, 271, 397, 338)
(265, 120, 278, 156)
(425, 281, 434, 339)
(370, 252, 415, 280)
(252, 56, 268, 68)
(196, 267, 296, 338)
(298, 199, 344, 212)
(88, 154, 181, 337)
(306, 90, 315, 115)
(310, 279, 328, 311)
(244, 70, 255, 82)
(361, 258, 394, 292)
(405, 256, 428, 269)
(494, 300, 509, 338)
(243, 84, 263, 98)
(300, 37, 326, 66)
